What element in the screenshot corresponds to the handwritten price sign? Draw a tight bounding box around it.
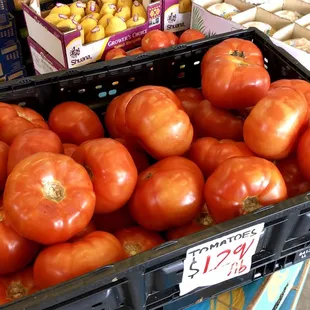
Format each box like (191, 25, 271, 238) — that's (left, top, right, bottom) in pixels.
(179, 223, 264, 296)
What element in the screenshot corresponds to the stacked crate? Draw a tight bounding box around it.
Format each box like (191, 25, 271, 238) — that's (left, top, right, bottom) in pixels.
(0, 0, 26, 81)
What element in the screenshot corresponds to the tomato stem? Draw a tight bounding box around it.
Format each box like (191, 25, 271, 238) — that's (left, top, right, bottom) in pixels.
(124, 243, 143, 256)
(196, 212, 214, 227)
(242, 196, 262, 214)
(230, 50, 245, 58)
(41, 181, 65, 203)
(6, 282, 28, 301)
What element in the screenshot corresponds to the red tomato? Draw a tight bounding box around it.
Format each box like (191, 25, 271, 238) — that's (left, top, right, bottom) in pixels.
(4, 152, 96, 245)
(204, 156, 287, 223)
(7, 128, 64, 174)
(201, 38, 264, 74)
(34, 231, 124, 289)
(164, 31, 179, 45)
(166, 204, 214, 240)
(166, 222, 205, 240)
(297, 128, 310, 181)
(142, 30, 172, 52)
(202, 55, 270, 109)
(0, 267, 38, 305)
(270, 79, 310, 104)
(276, 156, 310, 198)
(93, 204, 136, 233)
(127, 48, 144, 55)
(270, 79, 310, 127)
(174, 87, 204, 102)
(0, 103, 48, 145)
(105, 48, 127, 61)
(70, 221, 97, 242)
(0, 198, 39, 275)
(179, 29, 205, 44)
(174, 88, 204, 120)
(124, 89, 193, 159)
(192, 100, 244, 141)
(114, 226, 164, 258)
(129, 156, 204, 231)
(48, 101, 104, 145)
(11, 105, 48, 129)
(105, 86, 183, 140)
(244, 87, 308, 160)
(72, 138, 138, 213)
(0, 142, 8, 191)
(63, 143, 78, 157)
(115, 138, 150, 173)
(189, 137, 253, 177)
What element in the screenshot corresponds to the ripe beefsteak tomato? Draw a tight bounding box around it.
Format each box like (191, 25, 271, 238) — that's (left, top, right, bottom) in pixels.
(166, 204, 214, 240)
(189, 137, 253, 177)
(115, 138, 150, 173)
(174, 88, 204, 120)
(192, 100, 244, 141)
(0, 103, 48, 145)
(204, 156, 287, 223)
(0, 142, 8, 191)
(142, 30, 172, 51)
(201, 38, 264, 74)
(124, 89, 193, 159)
(7, 128, 64, 174)
(105, 86, 183, 141)
(297, 128, 310, 181)
(202, 55, 270, 109)
(179, 29, 205, 43)
(33, 231, 124, 289)
(129, 156, 204, 231)
(244, 87, 308, 160)
(0, 267, 37, 305)
(276, 156, 310, 198)
(63, 143, 78, 157)
(164, 31, 179, 45)
(48, 101, 104, 145)
(4, 152, 96, 245)
(114, 226, 164, 258)
(93, 204, 136, 233)
(0, 199, 39, 275)
(72, 138, 138, 213)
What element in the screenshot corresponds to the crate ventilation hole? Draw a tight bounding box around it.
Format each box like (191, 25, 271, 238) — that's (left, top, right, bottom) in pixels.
(78, 89, 86, 94)
(96, 85, 103, 89)
(98, 89, 117, 98)
(194, 61, 200, 66)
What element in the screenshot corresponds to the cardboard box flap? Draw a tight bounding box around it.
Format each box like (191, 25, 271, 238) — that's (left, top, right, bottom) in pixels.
(273, 22, 310, 41)
(259, 0, 310, 16)
(296, 13, 310, 27)
(196, 0, 254, 12)
(29, 0, 41, 15)
(232, 7, 292, 31)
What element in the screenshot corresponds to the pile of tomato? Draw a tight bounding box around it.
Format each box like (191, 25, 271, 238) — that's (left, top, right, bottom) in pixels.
(105, 28, 205, 60)
(0, 36, 309, 305)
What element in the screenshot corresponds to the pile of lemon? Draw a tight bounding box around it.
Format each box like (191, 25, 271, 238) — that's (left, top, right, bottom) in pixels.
(45, 0, 147, 44)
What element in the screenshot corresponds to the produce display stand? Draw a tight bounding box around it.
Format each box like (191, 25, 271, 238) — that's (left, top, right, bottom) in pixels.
(0, 28, 310, 310)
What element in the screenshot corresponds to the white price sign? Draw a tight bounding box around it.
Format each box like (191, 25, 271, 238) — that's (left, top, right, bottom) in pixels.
(179, 223, 264, 296)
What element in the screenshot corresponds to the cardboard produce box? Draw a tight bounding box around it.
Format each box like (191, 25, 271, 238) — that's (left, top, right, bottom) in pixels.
(0, 13, 18, 48)
(232, 7, 292, 35)
(271, 23, 310, 69)
(260, 0, 310, 22)
(23, 0, 162, 69)
(296, 13, 310, 28)
(28, 36, 65, 74)
(162, 0, 191, 33)
(0, 42, 23, 77)
(186, 261, 305, 310)
(0, 66, 26, 82)
(191, 0, 262, 37)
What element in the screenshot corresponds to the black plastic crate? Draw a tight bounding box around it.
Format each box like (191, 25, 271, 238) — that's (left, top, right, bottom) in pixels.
(0, 28, 310, 310)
